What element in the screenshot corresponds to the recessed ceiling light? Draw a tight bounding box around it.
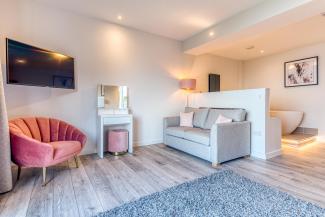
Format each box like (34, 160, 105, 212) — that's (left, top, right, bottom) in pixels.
(209, 31, 214, 37)
(260, 50, 265, 54)
(117, 15, 123, 20)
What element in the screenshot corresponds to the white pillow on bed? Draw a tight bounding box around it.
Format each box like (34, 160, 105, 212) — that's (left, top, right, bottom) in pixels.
(215, 114, 232, 124)
(180, 112, 194, 127)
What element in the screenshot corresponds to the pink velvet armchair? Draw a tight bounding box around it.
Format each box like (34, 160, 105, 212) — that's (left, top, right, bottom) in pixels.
(9, 117, 87, 185)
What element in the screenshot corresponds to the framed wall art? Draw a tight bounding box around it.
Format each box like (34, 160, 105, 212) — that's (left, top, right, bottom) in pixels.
(284, 56, 318, 87)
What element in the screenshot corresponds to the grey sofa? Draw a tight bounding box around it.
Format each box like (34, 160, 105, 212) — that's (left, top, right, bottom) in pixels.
(163, 107, 250, 167)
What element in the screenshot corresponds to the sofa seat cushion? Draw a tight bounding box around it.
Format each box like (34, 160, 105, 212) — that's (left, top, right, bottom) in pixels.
(50, 141, 81, 160)
(184, 128, 210, 146)
(165, 127, 193, 138)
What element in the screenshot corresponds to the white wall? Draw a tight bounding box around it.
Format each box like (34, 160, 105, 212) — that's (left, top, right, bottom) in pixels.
(0, 0, 243, 154)
(243, 42, 325, 139)
(188, 54, 243, 92)
(266, 117, 282, 158)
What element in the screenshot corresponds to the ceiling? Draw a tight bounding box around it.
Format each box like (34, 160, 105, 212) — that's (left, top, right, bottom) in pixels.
(211, 15, 325, 60)
(35, 0, 265, 40)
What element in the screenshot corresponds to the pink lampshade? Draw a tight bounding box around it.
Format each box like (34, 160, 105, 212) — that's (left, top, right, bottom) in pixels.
(179, 79, 196, 90)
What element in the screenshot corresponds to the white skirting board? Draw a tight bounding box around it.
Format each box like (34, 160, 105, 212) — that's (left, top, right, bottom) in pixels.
(134, 139, 163, 147)
(265, 149, 282, 159)
(250, 149, 282, 160)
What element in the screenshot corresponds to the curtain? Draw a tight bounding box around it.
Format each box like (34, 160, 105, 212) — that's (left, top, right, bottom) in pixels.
(0, 60, 12, 193)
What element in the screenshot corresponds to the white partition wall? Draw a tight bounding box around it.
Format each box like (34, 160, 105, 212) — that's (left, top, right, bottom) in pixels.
(188, 88, 273, 159)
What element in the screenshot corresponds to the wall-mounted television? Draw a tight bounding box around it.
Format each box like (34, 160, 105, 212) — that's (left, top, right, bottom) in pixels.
(6, 39, 75, 89)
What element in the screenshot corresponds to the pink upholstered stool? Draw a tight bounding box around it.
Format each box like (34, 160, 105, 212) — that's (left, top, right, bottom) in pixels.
(108, 129, 128, 156)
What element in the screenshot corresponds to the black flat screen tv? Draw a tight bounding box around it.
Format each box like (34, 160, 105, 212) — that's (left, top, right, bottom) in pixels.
(6, 39, 75, 89)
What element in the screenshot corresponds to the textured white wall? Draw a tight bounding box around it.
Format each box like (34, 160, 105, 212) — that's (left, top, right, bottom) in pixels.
(188, 54, 243, 92)
(0, 0, 243, 154)
(243, 42, 325, 139)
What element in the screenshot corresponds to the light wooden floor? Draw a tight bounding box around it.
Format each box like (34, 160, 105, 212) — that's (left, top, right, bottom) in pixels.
(0, 143, 324, 217)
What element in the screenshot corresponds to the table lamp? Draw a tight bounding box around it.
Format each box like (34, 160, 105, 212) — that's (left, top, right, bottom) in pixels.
(179, 79, 196, 106)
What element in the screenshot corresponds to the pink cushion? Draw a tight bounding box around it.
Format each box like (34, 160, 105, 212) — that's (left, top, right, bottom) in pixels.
(215, 114, 233, 124)
(180, 112, 194, 127)
(50, 141, 82, 160)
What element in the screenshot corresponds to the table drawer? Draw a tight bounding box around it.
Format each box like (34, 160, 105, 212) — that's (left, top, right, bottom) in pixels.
(103, 117, 131, 125)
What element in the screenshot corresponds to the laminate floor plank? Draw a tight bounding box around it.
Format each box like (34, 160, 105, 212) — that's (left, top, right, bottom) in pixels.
(120, 155, 173, 191)
(26, 167, 54, 217)
(246, 157, 325, 190)
(0, 168, 37, 217)
(119, 154, 146, 172)
(148, 145, 216, 175)
(96, 158, 140, 204)
(226, 156, 325, 207)
(228, 159, 325, 198)
(52, 162, 80, 217)
(134, 150, 183, 185)
(68, 159, 103, 217)
(105, 158, 155, 195)
(80, 155, 120, 211)
(140, 148, 203, 180)
(224, 163, 323, 206)
(0, 194, 9, 216)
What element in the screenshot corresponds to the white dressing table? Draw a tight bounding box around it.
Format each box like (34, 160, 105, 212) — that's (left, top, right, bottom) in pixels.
(96, 85, 133, 158)
(97, 112, 133, 158)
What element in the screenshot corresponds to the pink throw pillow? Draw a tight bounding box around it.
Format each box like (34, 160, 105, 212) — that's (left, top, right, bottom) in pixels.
(180, 112, 194, 127)
(215, 114, 232, 124)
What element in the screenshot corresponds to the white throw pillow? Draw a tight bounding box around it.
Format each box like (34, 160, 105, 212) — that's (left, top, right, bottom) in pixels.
(215, 114, 232, 124)
(180, 112, 194, 127)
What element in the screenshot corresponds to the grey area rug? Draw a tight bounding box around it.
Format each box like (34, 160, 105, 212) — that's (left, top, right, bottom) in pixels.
(96, 169, 325, 217)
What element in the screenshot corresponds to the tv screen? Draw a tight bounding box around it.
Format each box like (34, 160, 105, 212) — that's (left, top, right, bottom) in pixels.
(6, 39, 75, 89)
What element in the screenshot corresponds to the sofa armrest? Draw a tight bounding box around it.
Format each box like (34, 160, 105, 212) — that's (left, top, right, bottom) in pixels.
(10, 133, 54, 167)
(163, 116, 180, 143)
(163, 116, 180, 128)
(210, 121, 251, 164)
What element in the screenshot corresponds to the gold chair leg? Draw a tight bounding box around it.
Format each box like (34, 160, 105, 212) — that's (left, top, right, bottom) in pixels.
(212, 162, 220, 168)
(17, 166, 21, 181)
(42, 167, 46, 186)
(74, 156, 79, 168)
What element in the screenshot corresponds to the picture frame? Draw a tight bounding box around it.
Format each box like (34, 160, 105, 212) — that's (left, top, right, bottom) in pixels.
(284, 56, 318, 88)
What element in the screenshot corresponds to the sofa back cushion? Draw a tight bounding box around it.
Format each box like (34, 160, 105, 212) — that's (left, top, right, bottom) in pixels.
(184, 107, 209, 128)
(203, 108, 246, 129)
(9, 117, 87, 146)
